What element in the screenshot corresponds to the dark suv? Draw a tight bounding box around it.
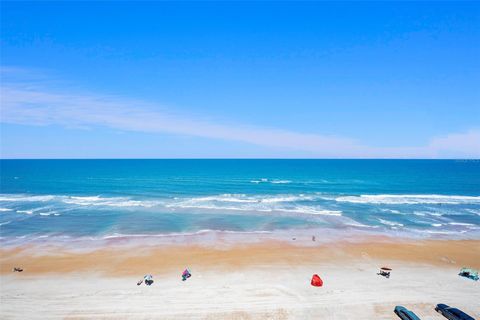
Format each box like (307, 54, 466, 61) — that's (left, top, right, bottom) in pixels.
(435, 304, 475, 320)
(394, 306, 421, 320)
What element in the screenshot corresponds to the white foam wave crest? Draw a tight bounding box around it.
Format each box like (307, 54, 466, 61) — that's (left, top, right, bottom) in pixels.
(0, 195, 55, 202)
(168, 203, 272, 212)
(172, 193, 314, 205)
(0, 208, 13, 212)
(17, 210, 33, 215)
(39, 212, 60, 216)
(0, 194, 161, 208)
(175, 194, 259, 204)
(426, 230, 467, 235)
(378, 218, 404, 227)
(167, 203, 341, 216)
(250, 178, 292, 184)
(335, 194, 480, 205)
(448, 222, 476, 226)
(165, 194, 338, 215)
(62, 196, 159, 207)
(344, 222, 379, 228)
(428, 213, 443, 217)
(380, 209, 401, 214)
(465, 209, 480, 216)
(0, 193, 325, 213)
(100, 230, 272, 240)
(261, 195, 314, 203)
(274, 207, 342, 216)
(270, 180, 292, 184)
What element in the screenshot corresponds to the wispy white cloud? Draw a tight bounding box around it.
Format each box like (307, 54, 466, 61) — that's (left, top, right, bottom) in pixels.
(426, 130, 480, 158)
(1, 67, 479, 158)
(369, 130, 480, 158)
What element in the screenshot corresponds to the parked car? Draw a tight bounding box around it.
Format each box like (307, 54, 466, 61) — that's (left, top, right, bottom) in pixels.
(435, 304, 475, 320)
(394, 306, 421, 320)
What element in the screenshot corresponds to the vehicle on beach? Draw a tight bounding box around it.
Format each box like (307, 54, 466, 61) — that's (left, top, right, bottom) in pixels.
(435, 304, 475, 320)
(394, 306, 421, 320)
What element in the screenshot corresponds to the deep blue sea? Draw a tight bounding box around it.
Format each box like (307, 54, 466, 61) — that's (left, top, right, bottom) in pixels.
(1, 160, 479, 246)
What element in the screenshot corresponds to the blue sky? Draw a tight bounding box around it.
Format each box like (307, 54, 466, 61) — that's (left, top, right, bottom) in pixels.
(1, 1, 479, 158)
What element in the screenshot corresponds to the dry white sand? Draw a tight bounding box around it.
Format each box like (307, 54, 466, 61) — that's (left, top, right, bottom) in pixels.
(1, 262, 479, 319)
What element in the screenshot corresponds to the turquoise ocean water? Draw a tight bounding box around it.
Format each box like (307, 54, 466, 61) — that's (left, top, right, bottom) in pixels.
(1, 160, 479, 246)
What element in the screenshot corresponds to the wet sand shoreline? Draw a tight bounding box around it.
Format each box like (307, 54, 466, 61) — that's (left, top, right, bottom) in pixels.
(2, 239, 479, 275)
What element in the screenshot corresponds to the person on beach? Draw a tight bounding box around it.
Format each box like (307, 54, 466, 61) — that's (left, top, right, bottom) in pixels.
(144, 274, 154, 285)
(182, 268, 191, 281)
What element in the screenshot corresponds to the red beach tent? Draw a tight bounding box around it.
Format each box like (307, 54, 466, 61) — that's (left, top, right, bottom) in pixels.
(311, 274, 323, 287)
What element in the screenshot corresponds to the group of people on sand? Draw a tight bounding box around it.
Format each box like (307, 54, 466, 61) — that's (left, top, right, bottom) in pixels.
(137, 274, 154, 286)
(137, 268, 191, 286)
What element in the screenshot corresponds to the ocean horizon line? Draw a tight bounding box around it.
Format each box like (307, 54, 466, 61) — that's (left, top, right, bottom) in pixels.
(1, 158, 479, 161)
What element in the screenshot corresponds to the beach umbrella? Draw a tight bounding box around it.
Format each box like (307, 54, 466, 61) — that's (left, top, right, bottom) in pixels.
(381, 267, 392, 271)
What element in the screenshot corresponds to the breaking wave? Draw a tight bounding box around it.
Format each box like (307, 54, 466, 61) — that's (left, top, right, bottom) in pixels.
(378, 218, 404, 227)
(0, 193, 339, 217)
(17, 210, 33, 215)
(250, 178, 292, 184)
(165, 194, 340, 216)
(448, 222, 475, 226)
(39, 212, 60, 216)
(1, 192, 478, 239)
(335, 194, 480, 205)
(100, 229, 273, 240)
(0, 195, 55, 202)
(0, 194, 160, 208)
(62, 196, 158, 207)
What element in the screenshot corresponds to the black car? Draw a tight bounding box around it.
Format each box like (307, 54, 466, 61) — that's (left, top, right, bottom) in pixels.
(394, 306, 421, 320)
(435, 304, 475, 320)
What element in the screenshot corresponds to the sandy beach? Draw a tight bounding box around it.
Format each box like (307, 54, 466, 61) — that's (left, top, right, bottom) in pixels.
(1, 239, 479, 319)
(3, 0, 480, 317)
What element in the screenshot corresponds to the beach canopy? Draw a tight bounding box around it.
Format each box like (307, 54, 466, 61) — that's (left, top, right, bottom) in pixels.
(459, 267, 479, 281)
(311, 274, 323, 287)
(381, 267, 392, 271)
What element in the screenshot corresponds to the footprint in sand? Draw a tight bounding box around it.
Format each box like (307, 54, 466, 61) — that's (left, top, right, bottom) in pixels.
(440, 256, 456, 264)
